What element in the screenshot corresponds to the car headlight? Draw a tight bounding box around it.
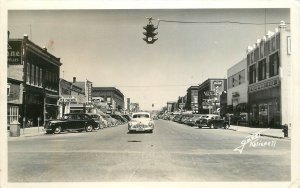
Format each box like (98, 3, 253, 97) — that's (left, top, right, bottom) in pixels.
(128, 122, 132, 126)
(148, 122, 154, 126)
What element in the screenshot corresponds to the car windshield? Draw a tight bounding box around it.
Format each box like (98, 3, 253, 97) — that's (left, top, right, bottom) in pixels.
(132, 114, 150, 118)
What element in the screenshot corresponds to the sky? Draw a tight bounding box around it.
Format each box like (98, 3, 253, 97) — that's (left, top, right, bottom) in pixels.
(8, 9, 290, 110)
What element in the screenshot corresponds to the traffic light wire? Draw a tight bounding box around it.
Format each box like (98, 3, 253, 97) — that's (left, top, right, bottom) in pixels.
(156, 19, 290, 26)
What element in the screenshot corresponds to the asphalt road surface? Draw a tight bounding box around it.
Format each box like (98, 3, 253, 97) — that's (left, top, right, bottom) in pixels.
(8, 119, 290, 182)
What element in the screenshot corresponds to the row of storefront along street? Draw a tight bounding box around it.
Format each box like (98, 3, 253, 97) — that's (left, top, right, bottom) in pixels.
(166, 21, 291, 129)
(7, 32, 139, 128)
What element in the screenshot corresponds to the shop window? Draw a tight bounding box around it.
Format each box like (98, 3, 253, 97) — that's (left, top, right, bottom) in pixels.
(7, 105, 19, 124)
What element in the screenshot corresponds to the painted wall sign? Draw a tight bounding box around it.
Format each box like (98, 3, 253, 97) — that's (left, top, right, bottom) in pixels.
(8, 41, 22, 65)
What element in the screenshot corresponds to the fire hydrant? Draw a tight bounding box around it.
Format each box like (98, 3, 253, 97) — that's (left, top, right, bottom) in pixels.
(282, 124, 288, 137)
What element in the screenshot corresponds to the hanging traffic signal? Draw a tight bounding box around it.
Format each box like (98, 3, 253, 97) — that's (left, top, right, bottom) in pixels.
(142, 16, 158, 44)
(143, 24, 158, 44)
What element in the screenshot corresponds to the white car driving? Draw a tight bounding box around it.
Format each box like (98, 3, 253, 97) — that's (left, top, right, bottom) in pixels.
(128, 112, 154, 133)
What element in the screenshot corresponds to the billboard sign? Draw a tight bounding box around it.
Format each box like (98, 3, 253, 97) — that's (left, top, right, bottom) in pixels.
(204, 91, 215, 97)
(8, 40, 22, 65)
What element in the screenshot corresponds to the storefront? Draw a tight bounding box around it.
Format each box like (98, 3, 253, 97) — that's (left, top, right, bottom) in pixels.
(248, 77, 281, 128)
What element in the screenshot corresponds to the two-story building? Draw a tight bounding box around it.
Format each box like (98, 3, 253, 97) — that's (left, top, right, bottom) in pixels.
(227, 58, 248, 115)
(198, 78, 227, 114)
(92, 87, 124, 114)
(58, 78, 86, 117)
(186, 86, 199, 113)
(7, 34, 62, 126)
(247, 21, 291, 128)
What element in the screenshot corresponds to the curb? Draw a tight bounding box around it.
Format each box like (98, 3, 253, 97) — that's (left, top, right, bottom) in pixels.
(228, 128, 287, 139)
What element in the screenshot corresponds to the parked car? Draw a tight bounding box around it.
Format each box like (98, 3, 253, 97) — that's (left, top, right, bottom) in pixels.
(128, 112, 154, 133)
(186, 114, 204, 126)
(110, 114, 128, 124)
(87, 113, 104, 129)
(44, 113, 99, 134)
(122, 114, 131, 121)
(196, 114, 229, 129)
(102, 114, 118, 126)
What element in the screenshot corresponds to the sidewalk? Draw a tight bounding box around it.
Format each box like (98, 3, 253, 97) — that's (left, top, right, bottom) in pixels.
(228, 125, 287, 139)
(8, 126, 46, 138)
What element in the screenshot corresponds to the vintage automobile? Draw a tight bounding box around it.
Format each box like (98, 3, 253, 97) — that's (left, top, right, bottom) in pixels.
(44, 113, 99, 134)
(186, 114, 204, 126)
(87, 113, 104, 129)
(128, 112, 154, 133)
(196, 114, 230, 129)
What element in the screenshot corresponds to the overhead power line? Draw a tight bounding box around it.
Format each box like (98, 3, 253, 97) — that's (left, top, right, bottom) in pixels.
(156, 19, 290, 26)
(109, 84, 199, 88)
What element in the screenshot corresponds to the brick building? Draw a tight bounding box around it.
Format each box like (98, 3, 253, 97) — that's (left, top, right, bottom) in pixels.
(7, 34, 62, 126)
(92, 87, 124, 114)
(198, 78, 227, 114)
(186, 86, 199, 113)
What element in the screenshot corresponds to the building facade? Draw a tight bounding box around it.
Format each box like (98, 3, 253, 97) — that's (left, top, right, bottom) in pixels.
(227, 58, 248, 115)
(247, 22, 291, 128)
(7, 34, 62, 126)
(198, 78, 227, 114)
(177, 96, 186, 111)
(72, 77, 93, 112)
(167, 101, 177, 113)
(92, 87, 124, 114)
(186, 86, 199, 113)
(130, 103, 140, 113)
(58, 78, 86, 117)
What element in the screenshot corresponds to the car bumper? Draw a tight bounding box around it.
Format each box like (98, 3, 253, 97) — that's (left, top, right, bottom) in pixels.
(128, 125, 153, 132)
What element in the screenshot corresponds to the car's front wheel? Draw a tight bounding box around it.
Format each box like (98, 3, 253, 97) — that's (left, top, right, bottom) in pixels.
(224, 124, 229, 129)
(85, 125, 93, 132)
(53, 126, 62, 134)
(46, 130, 53, 134)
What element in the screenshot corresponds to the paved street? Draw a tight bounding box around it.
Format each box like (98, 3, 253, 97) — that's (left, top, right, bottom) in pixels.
(8, 119, 290, 182)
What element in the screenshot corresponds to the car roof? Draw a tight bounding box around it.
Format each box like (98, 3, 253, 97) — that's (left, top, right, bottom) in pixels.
(132, 112, 150, 115)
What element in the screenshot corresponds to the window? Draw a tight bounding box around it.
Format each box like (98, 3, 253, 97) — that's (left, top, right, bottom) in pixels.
(258, 59, 267, 81)
(35, 66, 39, 86)
(39, 68, 43, 87)
(26, 63, 30, 84)
(264, 40, 270, 56)
(31, 64, 35, 85)
(271, 36, 276, 52)
(7, 105, 19, 124)
(7, 84, 11, 96)
(276, 33, 280, 50)
(249, 64, 256, 84)
(254, 48, 259, 62)
(259, 42, 264, 58)
(269, 52, 279, 77)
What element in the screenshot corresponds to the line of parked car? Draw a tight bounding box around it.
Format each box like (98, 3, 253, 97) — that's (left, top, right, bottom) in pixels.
(44, 112, 131, 134)
(159, 113, 230, 129)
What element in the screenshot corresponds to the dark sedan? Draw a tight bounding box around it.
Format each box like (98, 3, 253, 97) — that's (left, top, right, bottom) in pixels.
(44, 113, 99, 134)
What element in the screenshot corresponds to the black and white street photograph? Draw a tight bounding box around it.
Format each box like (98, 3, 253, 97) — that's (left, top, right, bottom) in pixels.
(1, 1, 300, 188)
